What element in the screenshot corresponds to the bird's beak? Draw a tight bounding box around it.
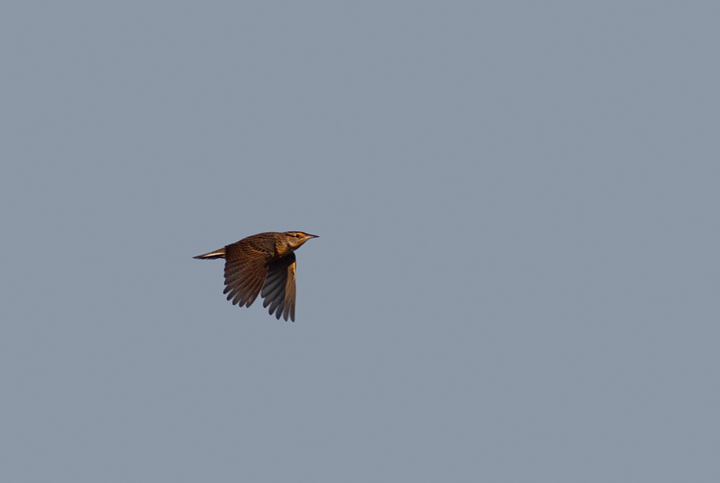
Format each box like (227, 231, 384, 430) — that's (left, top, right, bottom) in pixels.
(306, 233, 319, 239)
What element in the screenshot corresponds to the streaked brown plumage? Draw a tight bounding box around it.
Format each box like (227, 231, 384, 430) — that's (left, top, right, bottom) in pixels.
(193, 231, 317, 322)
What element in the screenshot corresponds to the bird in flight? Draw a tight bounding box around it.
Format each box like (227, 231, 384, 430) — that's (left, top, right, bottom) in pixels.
(194, 231, 318, 322)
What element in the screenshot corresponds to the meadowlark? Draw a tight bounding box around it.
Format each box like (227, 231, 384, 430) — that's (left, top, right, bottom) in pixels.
(193, 231, 318, 321)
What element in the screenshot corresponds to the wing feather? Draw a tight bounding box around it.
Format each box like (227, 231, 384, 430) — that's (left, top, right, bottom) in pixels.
(261, 252, 297, 321)
(222, 240, 271, 308)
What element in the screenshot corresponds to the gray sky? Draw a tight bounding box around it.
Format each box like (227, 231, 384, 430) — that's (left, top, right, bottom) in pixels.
(2, 1, 719, 482)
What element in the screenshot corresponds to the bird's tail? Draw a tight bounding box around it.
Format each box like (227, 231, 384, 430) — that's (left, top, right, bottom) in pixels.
(193, 248, 226, 259)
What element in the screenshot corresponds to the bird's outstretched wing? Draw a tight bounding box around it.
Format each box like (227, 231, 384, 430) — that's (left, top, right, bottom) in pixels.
(261, 252, 296, 321)
(222, 240, 271, 308)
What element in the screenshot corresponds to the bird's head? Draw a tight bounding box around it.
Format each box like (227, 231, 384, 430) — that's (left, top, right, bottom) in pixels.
(284, 231, 318, 249)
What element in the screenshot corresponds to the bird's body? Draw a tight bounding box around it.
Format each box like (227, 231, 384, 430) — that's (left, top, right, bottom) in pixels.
(194, 231, 317, 321)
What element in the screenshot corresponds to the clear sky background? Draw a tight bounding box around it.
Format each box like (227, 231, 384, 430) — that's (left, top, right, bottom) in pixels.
(2, 1, 719, 482)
